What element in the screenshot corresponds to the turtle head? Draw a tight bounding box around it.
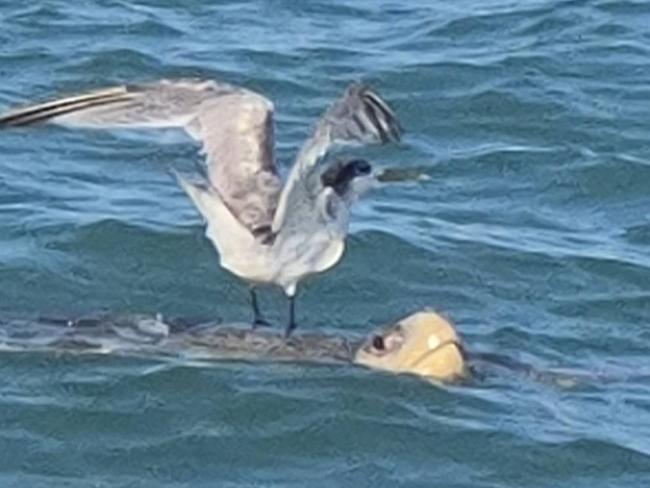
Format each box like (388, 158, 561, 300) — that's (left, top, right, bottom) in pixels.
(354, 311, 467, 383)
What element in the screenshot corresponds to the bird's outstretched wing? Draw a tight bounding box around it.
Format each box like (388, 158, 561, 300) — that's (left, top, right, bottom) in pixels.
(272, 82, 401, 232)
(0, 79, 282, 235)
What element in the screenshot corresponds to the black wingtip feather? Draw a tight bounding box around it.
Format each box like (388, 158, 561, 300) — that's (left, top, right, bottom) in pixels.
(361, 87, 402, 143)
(0, 90, 132, 128)
(362, 97, 390, 143)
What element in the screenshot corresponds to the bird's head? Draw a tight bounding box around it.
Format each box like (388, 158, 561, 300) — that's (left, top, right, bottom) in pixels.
(320, 158, 373, 202)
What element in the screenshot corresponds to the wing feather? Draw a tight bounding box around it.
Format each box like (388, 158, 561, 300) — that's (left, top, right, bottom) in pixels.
(272, 82, 401, 232)
(0, 79, 282, 236)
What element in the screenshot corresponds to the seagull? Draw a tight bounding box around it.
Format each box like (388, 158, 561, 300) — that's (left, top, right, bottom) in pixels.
(0, 79, 402, 337)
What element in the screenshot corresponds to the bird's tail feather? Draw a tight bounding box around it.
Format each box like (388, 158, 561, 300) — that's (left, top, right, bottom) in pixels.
(173, 170, 256, 252)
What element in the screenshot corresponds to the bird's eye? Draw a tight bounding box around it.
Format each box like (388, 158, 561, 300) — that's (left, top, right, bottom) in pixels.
(352, 159, 372, 175)
(372, 335, 385, 350)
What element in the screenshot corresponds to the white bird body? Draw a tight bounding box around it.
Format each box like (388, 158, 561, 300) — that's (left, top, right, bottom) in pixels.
(0, 78, 401, 335)
(178, 178, 346, 297)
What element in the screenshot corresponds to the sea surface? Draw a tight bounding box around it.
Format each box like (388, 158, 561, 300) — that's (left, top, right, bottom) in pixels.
(1, 0, 650, 486)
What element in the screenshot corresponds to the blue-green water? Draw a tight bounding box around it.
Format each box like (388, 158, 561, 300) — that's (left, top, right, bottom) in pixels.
(1, 0, 650, 486)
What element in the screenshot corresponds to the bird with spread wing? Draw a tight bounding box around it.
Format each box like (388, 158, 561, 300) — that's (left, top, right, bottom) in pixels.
(0, 79, 402, 337)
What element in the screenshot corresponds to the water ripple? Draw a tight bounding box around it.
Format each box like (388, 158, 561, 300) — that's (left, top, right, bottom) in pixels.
(1, 0, 650, 486)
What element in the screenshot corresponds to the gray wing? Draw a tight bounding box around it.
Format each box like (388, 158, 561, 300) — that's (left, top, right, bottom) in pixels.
(0, 79, 282, 235)
(272, 82, 401, 232)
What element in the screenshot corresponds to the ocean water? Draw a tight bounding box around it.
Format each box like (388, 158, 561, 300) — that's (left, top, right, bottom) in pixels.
(1, 0, 650, 486)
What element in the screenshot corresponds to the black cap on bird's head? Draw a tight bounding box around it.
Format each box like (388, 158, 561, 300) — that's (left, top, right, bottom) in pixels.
(321, 158, 372, 197)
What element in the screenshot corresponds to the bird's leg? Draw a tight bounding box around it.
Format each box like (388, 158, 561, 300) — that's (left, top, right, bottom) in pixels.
(250, 288, 271, 328)
(284, 295, 297, 338)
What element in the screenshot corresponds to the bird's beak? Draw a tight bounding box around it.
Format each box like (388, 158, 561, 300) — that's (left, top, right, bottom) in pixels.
(354, 311, 467, 382)
(374, 167, 431, 183)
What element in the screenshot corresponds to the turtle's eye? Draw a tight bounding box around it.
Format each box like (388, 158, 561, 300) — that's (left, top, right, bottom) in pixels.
(367, 327, 405, 356)
(372, 335, 385, 351)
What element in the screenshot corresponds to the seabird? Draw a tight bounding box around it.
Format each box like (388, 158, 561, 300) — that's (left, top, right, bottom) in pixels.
(0, 79, 402, 336)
